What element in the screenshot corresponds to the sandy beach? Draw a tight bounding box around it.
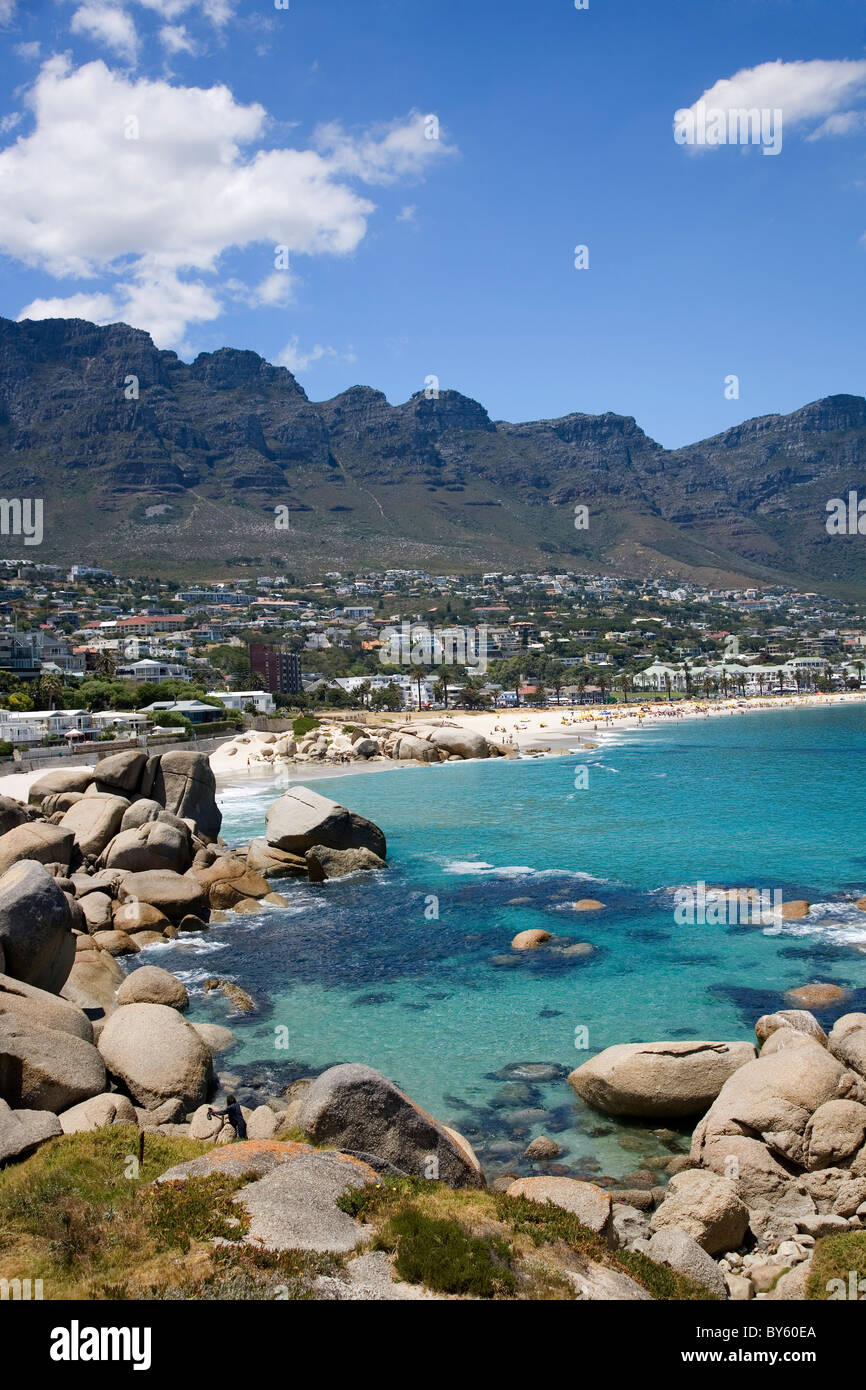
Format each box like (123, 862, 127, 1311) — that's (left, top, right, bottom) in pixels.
(208, 689, 866, 792)
(2, 691, 864, 804)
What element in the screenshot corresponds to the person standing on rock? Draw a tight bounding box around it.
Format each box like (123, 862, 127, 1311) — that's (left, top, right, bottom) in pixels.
(207, 1094, 247, 1139)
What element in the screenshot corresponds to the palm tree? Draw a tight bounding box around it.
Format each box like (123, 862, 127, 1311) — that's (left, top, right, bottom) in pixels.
(37, 671, 63, 711)
(856, 660, 864, 690)
(663, 672, 672, 702)
(94, 650, 117, 680)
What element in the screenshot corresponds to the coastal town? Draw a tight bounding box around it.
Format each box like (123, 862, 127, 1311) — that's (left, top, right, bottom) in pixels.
(2, 558, 866, 754)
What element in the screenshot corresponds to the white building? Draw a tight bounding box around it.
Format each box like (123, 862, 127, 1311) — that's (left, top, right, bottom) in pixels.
(116, 659, 190, 682)
(207, 690, 275, 715)
(0, 708, 94, 745)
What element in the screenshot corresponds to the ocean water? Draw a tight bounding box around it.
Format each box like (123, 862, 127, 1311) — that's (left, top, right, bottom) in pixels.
(139, 705, 866, 1184)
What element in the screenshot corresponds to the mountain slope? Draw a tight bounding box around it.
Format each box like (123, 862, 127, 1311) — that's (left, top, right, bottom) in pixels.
(0, 316, 863, 590)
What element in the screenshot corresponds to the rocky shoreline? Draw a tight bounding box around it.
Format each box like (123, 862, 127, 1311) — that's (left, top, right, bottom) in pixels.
(2, 746, 865, 1300)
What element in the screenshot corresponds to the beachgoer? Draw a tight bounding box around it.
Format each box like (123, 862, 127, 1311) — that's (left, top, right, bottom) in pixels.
(207, 1093, 247, 1139)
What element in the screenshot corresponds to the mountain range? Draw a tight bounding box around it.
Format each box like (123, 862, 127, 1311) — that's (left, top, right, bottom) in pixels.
(1, 315, 865, 594)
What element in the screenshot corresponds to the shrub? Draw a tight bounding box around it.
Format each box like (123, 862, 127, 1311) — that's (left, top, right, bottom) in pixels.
(806, 1232, 866, 1299)
(375, 1205, 516, 1297)
(292, 715, 321, 738)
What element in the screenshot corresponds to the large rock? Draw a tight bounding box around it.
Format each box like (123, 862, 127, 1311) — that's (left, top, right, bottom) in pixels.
(102, 821, 191, 874)
(120, 798, 163, 832)
(0, 822, 74, 877)
(297, 1062, 482, 1188)
(59, 794, 129, 858)
(0, 1096, 62, 1163)
(427, 726, 490, 759)
(152, 750, 221, 840)
(28, 768, 93, 806)
(569, 1040, 756, 1119)
(505, 1176, 614, 1241)
(690, 1040, 860, 1206)
(117, 965, 189, 1010)
(390, 734, 441, 762)
(305, 845, 388, 882)
(118, 869, 208, 921)
(828, 1014, 866, 1079)
(155, 1138, 327, 1182)
(234, 1148, 383, 1253)
(564, 1264, 654, 1301)
(90, 751, 147, 793)
(0, 860, 76, 992)
(639, 1228, 727, 1299)
(98, 1001, 212, 1109)
(756, 1011, 827, 1047)
(79, 891, 113, 932)
(0, 795, 33, 836)
(0, 971, 93, 1042)
(92, 930, 139, 957)
(246, 838, 308, 878)
(60, 950, 124, 1012)
(112, 900, 170, 934)
(649, 1169, 749, 1253)
(58, 1091, 138, 1134)
(0, 1012, 106, 1111)
(692, 1134, 797, 1209)
(190, 1022, 237, 1055)
(189, 856, 270, 908)
(265, 786, 386, 860)
(803, 1100, 866, 1168)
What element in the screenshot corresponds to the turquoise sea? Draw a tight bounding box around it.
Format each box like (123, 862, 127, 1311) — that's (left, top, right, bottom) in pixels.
(138, 705, 866, 1184)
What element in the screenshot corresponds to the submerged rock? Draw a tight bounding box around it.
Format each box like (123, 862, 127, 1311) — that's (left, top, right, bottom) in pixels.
(305, 844, 388, 882)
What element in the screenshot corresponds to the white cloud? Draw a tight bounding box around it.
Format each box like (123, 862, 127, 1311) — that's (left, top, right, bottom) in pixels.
(314, 110, 453, 184)
(0, 0, 17, 24)
(19, 290, 121, 322)
(808, 110, 866, 140)
(0, 112, 21, 134)
(159, 23, 196, 54)
(278, 338, 356, 373)
(397, 204, 417, 223)
(676, 58, 866, 142)
(134, 0, 232, 25)
(0, 58, 453, 346)
(70, 4, 140, 62)
(252, 271, 297, 308)
(15, 41, 42, 59)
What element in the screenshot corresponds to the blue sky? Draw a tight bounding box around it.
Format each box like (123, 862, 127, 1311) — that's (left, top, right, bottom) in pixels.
(0, 0, 864, 447)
